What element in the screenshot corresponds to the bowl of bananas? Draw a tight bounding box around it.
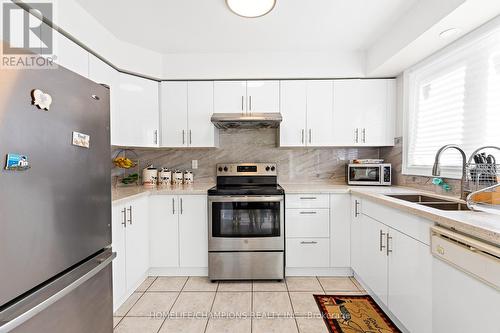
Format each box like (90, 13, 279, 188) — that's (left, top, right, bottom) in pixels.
(113, 156, 136, 169)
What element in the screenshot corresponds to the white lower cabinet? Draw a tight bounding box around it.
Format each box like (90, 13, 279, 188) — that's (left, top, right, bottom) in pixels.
(112, 195, 149, 311)
(286, 238, 329, 268)
(149, 195, 208, 270)
(353, 197, 433, 333)
(285, 193, 351, 273)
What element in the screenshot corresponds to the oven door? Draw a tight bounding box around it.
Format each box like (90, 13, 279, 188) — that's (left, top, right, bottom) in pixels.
(348, 165, 382, 185)
(208, 195, 284, 252)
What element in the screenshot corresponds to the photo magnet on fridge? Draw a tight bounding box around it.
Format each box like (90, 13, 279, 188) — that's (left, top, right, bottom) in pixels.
(5, 153, 30, 171)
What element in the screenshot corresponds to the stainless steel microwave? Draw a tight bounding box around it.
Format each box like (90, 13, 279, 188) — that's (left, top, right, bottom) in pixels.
(347, 163, 392, 186)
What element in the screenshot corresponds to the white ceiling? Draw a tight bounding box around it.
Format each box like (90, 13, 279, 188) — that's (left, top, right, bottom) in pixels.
(74, 0, 418, 54)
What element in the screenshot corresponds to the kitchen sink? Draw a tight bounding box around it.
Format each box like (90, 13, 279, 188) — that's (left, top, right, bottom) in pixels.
(385, 194, 472, 211)
(418, 202, 471, 211)
(385, 194, 451, 203)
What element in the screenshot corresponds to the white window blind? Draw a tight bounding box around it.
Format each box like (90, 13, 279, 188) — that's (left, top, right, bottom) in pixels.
(404, 25, 500, 178)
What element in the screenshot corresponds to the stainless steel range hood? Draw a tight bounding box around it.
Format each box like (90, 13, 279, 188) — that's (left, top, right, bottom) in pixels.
(211, 113, 282, 129)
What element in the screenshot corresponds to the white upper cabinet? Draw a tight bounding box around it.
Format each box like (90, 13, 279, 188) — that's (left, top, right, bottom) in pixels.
(214, 80, 279, 114)
(187, 81, 217, 147)
(52, 28, 89, 78)
(279, 80, 333, 147)
(279, 81, 307, 146)
(333, 79, 395, 146)
(114, 73, 159, 147)
(160, 81, 217, 147)
(214, 81, 247, 113)
(160, 81, 188, 147)
(88, 54, 115, 86)
(246, 81, 280, 113)
(306, 80, 334, 146)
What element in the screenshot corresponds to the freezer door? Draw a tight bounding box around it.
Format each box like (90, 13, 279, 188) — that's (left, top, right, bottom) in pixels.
(0, 65, 111, 307)
(0, 250, 115, 333)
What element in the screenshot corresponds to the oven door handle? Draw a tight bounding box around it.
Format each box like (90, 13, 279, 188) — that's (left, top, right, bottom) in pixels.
(208, 196, 284, 203)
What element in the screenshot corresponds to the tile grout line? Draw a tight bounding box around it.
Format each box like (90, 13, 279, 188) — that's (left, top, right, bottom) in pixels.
(154, 276, 189, 333)
(203, 278, 219, 333)
(285, 278, 301, 333)
(250, 280, 253, 333)
(317, 276, 326, 294)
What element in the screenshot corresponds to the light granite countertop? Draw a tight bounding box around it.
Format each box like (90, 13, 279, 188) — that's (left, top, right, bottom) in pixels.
(350, 187, 500, 247)
(112, 183, 214, 204)
(112, 182, 499, 246)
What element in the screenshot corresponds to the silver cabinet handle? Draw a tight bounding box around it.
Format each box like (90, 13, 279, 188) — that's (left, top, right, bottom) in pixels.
(172, 198, 175, 215)
(387, 233, 393, 256)
(249, 95, 252, 111)
(121, 208, 126, 228)
(299, 197, 317, 200)
(362, 128, 366, 143)
(300, 211, 317, 214)
(154, 130, 158, 145)
(189, 130, 192, 145)
(241, 96, 244, 112)
(180, 198, 183, 215)
(182, 130, 185, 145)
(355, 128, 359, 143)
(301, 129, 304, 144)
(300, 241, 318, 245)
(309, 129, 312, 143)
(354, 200, 360, 217)
(127, 206, 132, 225)
(379, 230, 387, 252)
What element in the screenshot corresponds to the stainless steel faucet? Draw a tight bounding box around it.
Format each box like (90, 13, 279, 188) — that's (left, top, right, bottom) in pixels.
(432, 144, 467, 200)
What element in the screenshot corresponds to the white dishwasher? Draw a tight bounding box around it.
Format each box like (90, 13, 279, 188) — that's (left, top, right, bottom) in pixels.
(431, 226, 500, 333)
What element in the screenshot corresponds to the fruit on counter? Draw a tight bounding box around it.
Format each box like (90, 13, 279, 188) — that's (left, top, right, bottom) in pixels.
(121, 173, 139, 184)
(113, 157, 135, 169)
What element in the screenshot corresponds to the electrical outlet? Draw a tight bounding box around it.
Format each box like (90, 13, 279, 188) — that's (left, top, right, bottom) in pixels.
(192, 160, 198, 169)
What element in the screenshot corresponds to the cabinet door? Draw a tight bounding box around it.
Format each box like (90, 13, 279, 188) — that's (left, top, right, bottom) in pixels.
(88, 55, 117, 144)
(160, 81, 188, 147)
(359, 80, 391, 146)
(388, 228, 432, 333)
(330, 194, 351, 268)
(279, 81, 307, 146)
(350, 197, 362, 274)
(214, 81, 247, 113)
(360, 214, 388, 305)
(332, 80, 364, 146)
(52, 28, 89, 77)
(178, 195, 208, 267)
(111, 204, 127, 310)
(306, 80, 334, 146)
(247, 80, 280, 113)
(149, 195, 179, 268)
(114, 74, 159, 147)
(125, 196, 149, 290)
(188, 81, 217, 147)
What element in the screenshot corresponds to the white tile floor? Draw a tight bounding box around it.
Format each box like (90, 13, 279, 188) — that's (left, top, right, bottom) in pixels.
(113, 276, 366, 333)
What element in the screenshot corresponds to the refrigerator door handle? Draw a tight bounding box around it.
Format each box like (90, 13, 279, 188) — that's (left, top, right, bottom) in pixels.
(0, 250, 115, 333)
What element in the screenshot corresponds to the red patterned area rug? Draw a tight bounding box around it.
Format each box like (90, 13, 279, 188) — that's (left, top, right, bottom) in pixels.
(314, 294, 402, 333)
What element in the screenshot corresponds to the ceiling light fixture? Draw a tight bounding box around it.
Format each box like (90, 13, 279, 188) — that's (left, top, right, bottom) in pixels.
(439, 28, 461, 38)
(226, 0, 276, 18)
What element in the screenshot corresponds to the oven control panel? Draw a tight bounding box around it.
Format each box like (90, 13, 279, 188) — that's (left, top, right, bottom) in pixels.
(216, 163, 277, 176)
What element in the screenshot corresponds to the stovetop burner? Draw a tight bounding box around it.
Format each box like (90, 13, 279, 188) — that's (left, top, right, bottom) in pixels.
(208, 184, 284, 196)
(208, 162, 284, 196)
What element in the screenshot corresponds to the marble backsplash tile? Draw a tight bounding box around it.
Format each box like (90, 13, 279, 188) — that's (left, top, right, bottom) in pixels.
(115, 129, 381, 184)
(380, 137, 462, 197)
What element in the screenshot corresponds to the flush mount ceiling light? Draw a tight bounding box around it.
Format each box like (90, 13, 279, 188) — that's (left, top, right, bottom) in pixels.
(226, 0, 276, 18)
(439, 28, 461, 38)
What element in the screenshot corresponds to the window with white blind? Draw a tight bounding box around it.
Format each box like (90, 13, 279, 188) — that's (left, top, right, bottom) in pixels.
(403, 22, 500, 178)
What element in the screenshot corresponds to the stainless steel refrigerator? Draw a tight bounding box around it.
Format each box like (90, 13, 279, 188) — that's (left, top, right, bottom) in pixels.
(0, 60, 114, 332)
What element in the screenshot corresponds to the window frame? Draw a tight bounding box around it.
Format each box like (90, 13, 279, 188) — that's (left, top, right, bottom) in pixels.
(402, 17, 500, 179)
